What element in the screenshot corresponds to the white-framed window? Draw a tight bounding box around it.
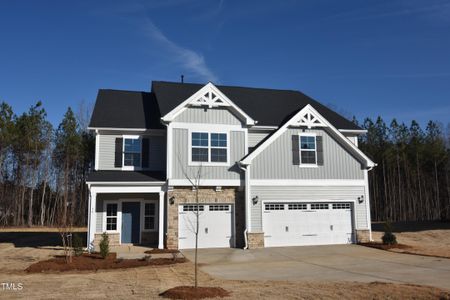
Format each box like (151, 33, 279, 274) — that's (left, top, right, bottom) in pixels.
(143, 202, 156, 230)
(190, 131, 228, 165)
(106, 203, 118, 231)
(299, 133, 317, 165)
(123, 135, 141, 169)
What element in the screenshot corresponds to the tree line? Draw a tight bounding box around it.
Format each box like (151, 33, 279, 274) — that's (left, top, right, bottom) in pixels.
(356, 117, 450, 221)
(0, 99, 448, 227)
(0, 101, 94, 227)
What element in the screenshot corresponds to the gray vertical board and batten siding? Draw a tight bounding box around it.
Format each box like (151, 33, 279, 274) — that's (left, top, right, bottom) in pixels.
(172, 128, 245, 180)
(250, 185, 368, 232)
(97, 134, 166, 171)
(174, 107, 243, 125)
(251, 128, 364, 180)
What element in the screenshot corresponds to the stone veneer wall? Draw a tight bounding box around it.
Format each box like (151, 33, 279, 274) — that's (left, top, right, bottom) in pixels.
(247, 232, 264, 249)
(94, 233, 120, 247)
(355, 229, 371, 243)
(166, 187, 245, 249)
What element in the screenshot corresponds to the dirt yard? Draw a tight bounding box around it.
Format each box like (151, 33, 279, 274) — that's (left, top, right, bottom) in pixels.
(0, 227, 449, 299)
(372, 222, 450, 258)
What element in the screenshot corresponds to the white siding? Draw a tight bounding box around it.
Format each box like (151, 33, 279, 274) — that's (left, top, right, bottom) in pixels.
(250, 185, 368, 232)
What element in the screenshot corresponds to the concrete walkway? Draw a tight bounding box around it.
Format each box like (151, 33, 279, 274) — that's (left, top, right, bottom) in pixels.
(182, 245, 450, 290)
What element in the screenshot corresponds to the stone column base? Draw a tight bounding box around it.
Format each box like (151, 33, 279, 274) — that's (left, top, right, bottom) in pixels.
(94, 232, 120, 247)
(355, 230, 371, 243)
(247, 232, 264, 249)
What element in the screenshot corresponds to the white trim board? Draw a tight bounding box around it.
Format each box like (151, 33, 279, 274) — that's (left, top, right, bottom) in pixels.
(161, 82, 256, 126)
(250, 179, 366, 186)
(169, 179, 243, 187)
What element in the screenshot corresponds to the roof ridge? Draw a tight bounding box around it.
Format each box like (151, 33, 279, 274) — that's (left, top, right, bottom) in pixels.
(152, 80, 302, 93)
(100, 88, 149, 93)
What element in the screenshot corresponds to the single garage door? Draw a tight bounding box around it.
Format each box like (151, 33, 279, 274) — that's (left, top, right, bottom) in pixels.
(263, 202, 354, 247)
(178, 204, 234, 249)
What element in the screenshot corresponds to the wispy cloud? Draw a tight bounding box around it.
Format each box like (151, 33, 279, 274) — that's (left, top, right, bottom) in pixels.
(141, 18, 218, 82)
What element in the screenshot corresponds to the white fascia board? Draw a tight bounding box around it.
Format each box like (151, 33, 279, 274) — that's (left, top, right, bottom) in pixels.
(90, 185, 165, 194)
(86, 181, 166, 186)
(249, 125, 278, 131)
(241, 104, 376, 168)
(339, 129, 368, 134)
(88, 127, 148, 131)
(250, 179, 366, 186)
(168, 179, 243, 186)
(161, 82, 256, 126)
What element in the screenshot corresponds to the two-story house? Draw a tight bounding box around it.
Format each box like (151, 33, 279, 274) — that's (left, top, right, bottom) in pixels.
(86, 81, 376, 250)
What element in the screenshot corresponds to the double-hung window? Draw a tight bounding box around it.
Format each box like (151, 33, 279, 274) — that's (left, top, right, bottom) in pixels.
(106, 203, 118, 231)
(123, 137, 141, 168)
(300, 134, 317, 165)
(191, 132, 228, 164)
(144, 203, 156, 230)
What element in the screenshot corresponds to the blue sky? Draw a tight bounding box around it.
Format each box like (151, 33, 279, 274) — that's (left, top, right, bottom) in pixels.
(1, 0, 449, 128)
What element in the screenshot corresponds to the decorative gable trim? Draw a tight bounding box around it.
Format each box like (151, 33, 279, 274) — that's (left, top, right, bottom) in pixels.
(240, 104, 376, 168)
(161, 82, 256, 126)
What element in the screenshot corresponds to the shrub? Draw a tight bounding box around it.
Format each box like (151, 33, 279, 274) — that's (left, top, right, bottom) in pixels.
(382, 222, 397, 245)
(99, 232, 110, 259)
(72, 233, 84, 256)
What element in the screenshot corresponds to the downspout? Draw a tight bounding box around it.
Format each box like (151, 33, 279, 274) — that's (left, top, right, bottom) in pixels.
(366, 164, 377, 242)
(238, 162, 250, 250)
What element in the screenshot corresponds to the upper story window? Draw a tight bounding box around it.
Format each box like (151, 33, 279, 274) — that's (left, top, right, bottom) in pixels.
(191, 132, 228, 165)
(300, 134, 317, 165)
(123, 137, 141, 168)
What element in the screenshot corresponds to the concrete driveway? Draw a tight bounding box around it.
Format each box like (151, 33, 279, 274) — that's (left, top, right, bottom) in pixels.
(182, 245, 450, 290)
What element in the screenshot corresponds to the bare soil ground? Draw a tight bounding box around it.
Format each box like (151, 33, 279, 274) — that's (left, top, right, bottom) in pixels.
(0, 226, 449, 299)
(372, 228, 450, 258)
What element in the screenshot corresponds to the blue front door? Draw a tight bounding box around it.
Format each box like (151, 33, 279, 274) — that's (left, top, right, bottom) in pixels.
(121, 202, 140, 244)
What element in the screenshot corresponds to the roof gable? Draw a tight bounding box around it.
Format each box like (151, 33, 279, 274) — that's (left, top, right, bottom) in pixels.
(160, 82, 256, 125)
(241, 104, 376, 168)
(152, 81, 361, 130)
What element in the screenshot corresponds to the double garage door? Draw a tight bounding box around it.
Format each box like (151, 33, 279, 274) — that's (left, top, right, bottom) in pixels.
(263, 202, 354, 247)
(178, 204, 234, 249)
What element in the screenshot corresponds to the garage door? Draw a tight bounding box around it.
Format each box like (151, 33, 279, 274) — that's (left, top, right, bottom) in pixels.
(178, 204, 234, 249)
(263, 202, 354, 247)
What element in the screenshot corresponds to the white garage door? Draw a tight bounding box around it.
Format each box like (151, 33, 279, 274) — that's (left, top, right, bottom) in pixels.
(263, 202, 354, 247)
(178, 204, 234, 249)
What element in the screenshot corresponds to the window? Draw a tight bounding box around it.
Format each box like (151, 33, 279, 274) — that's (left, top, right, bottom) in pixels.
(300, 135, 317, 165)
(191, 132, 209, 162)
(332, 203, 351, 210)
(311, 203, 329, 210)
(106, 203, 118, 231)
(288, 203, 307, 210)
(183, 205, 204, 212)
(144, 203, 156, 230)
(191, 132, 228, 164)
(209, 205, 230, 211)
(124, 138, 141, 167)
(265, 204, 285, 210)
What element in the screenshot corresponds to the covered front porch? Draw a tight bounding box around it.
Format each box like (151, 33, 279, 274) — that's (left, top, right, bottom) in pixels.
(87, 184, 166, 249)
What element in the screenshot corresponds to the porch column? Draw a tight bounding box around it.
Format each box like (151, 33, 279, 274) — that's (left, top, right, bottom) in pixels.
(88, 190, 97, 249)
(158, 191, 165, 249)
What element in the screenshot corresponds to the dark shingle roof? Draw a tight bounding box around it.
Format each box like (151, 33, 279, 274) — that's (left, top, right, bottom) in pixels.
(89, 82, 361, 130)
(152, 81, 361, 130)
(89, 90, 163, 129)
(86, 170, 166, 182)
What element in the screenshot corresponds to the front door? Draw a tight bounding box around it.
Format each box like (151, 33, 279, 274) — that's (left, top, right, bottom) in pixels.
(121, 202, 140, 244)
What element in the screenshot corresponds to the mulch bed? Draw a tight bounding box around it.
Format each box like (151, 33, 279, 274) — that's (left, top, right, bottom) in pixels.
(145, 249, 180, 254)
(359, 242, 411, 250)
(160, 286, 230, 299)
(25, 252, 186, 273)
